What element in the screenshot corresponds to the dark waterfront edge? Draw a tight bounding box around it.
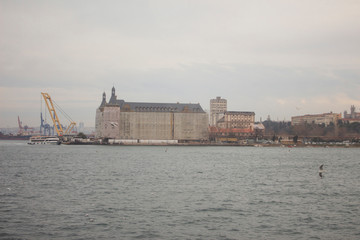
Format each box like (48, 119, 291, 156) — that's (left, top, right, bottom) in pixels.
(2, 139, 359, 148)
(64, 142, 360, 148)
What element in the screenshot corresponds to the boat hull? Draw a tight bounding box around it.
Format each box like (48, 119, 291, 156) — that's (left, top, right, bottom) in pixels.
(28, 136, 61, 145)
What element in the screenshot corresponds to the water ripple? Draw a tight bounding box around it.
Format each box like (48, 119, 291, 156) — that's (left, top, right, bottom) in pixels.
(0, 142, 359, 239)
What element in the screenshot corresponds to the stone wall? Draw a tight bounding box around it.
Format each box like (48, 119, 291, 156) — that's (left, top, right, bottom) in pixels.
(174, 112, 208, 140)
(96, 105, 209, 141)
(95, 106, 120, 139)
(117, 111, 208, 140)
(119, 112, 173, 140)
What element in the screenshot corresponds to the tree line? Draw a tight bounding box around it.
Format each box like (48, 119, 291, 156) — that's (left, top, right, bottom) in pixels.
(262, 120, 360, 142)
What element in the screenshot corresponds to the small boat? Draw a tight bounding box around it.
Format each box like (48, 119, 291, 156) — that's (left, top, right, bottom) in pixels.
(27, 136, 61, 145)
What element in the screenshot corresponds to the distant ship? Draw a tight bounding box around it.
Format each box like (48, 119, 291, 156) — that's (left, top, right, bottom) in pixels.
(0, 133, 30, 140)
(27, 136, 61, 145)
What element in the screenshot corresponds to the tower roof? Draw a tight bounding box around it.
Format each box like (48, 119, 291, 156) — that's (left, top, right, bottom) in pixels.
(99, 92, 107, 107)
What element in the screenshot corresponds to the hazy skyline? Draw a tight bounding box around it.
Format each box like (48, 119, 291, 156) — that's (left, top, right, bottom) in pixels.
(1, 0, 360, 128)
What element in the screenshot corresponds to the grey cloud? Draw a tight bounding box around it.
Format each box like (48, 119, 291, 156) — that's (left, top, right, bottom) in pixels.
(1, 0, 360, 126)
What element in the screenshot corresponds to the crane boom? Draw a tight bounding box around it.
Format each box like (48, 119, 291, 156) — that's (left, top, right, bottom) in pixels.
(64, 122, 76, 134)
(41, 92, 76, 136)
(41, 92, 64, 136)
(18, 116, 23, 130)
(41, 92, 77, 136)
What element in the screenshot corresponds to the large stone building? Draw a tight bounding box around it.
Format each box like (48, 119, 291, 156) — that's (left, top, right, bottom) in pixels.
(210, 96, 227, 126)
(291, 112, 341, 126)
(95, 87, 209, 141)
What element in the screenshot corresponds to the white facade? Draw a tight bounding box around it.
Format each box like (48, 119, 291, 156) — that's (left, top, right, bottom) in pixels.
(291, 112, 341, 126)
(210, 96, 227, 126)
(217, 111, 255, 129)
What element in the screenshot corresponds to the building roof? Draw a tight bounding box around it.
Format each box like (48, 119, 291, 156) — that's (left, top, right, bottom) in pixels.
(100, 87, 205, 113)
(120, 101, 205, 113)
(225, 111, 255, 115)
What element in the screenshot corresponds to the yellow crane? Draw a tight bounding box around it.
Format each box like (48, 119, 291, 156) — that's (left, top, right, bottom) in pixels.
(41, 92, 76, 136)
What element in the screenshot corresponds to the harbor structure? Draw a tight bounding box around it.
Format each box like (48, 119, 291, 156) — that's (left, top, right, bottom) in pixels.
(291, 112, 341, 126)
(210, 96, 227, 126)
(95, 87, 209, 142)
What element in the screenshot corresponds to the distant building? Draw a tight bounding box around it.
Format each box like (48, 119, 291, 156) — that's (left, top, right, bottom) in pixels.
(209, 126, 254, 142)
(95, 87, 209, 141)
(210, 96, 227, 126)
(78, 122, 85, 133)
(291, 112, 341, 126)
(342, 105, 360, 124)
(253, 123, 265, 139)
(344, 105, 360, 119)
(209, 111, 256, 142)
(217, 111, 255, 129)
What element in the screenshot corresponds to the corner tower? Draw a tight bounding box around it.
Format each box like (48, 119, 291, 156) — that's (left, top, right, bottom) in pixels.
(109, 86, 117, 104)
(100, 92, 107, 107)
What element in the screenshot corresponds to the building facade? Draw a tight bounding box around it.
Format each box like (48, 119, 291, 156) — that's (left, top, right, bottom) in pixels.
(95, 87, 209, 141)
(209, 111, 256, 142)
(217, 111, 255, 129)
(291, 112, 341, 126)
(210, 96, 227, 126)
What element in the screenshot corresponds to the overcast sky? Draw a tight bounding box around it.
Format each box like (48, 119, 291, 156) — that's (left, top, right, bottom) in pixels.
(1, 0, 360, 128)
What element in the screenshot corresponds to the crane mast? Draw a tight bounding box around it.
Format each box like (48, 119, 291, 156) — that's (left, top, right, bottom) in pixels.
(41, 92, 76, 136)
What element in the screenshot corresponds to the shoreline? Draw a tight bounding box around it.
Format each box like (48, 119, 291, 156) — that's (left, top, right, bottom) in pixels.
(65, 141, 360, 148)
(2, 139, 359, 148)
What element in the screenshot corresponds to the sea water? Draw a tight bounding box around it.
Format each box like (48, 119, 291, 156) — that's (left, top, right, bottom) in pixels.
(0, 141, 359, 239)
